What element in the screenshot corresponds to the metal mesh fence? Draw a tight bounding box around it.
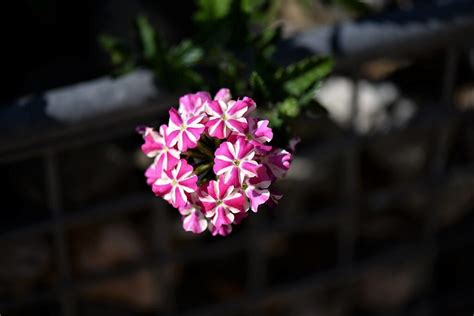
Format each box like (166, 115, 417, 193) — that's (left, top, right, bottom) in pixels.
(1, 27, 474, 316)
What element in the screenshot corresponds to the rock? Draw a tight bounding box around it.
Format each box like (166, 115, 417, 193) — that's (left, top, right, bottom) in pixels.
(455, 83, 474, 111)
(316, 76, 417, 134)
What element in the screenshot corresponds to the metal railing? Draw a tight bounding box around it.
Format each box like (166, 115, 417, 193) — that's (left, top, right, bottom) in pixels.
(1, 2, 474, 315)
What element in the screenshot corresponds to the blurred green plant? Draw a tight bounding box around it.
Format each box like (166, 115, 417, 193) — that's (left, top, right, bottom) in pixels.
(99, 0, 332, 145)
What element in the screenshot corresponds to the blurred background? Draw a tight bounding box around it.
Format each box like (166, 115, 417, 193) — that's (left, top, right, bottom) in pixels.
(1, 0, 474, 315)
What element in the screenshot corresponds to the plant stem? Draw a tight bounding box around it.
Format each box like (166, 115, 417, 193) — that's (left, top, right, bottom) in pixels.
(197, 142, 215, 158)
(194, 162, 212, 175)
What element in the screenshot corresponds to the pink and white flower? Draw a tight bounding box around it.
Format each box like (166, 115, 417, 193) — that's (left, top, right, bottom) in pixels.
(267, 189, 283, 207)
(213, 88, 232, 102)
(208, 200, 248, 237)
(179, 194, 207, 234)
(260, 148, 292, 180)
(209, 223, 233, 236)
(214, 138, 261, 186)
(200, 178, 247, 228)
(167, 108, 205, 151)
(141, 125, 180, 174)
(145, 161, 162, 186)
(152, 159, 198, 208)
(288, 136, 301, 153)
(230, 118, 273, 152)
(241, 96, 256, 116)
(140, 88, 293, 236)
(179, 91, 212, 117)
(247, 118, 273, 144)
(205, 98, 251, 139)
(244, 166, 271, 212)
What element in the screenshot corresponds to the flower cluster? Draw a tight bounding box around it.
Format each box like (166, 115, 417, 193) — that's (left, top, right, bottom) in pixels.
(140, 89, 293, 236)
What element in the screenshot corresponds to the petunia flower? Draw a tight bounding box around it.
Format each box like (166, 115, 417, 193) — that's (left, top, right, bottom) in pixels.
(145, 161, 161, 186)
(214, 138, 261, 186)
(179, 193, 207, 234)
(167, 108, 205, 151)
(139, 88, 293, 236)
(260, 148, 292, 180)
(200, 178, 247, 228)
(267, 188, 283, 207)
(153, 159, 198, 208)
(288, 136, 301, 153)
(230, 118, 273, 152)
(141, 125, 180, 174)
(205, 98, 251, 139)
(179, 91, 212, 117)
(241, 96, 256, 116)
(213, 88, 232, 102)
(208, 223, 233, 236)
(244, 166, 271, 212)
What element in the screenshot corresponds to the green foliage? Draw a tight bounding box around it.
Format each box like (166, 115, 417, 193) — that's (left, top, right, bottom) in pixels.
(99, 0, 333, 142)
(266, 109, 284, 128)
(240, 0, 267, 13)
(194, 0, 233, 21)
(279, 97, 300, 118)
(136, 15, 157, 61)
(279, 57, 333, 96)
(97, 34, 135, 75)
(255, 25, 282, 59)
(249, 71, 269, 100)
(170, 40, 203, 66)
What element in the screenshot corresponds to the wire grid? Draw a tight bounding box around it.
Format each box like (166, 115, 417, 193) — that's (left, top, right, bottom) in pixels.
(0, 47, 473, 316)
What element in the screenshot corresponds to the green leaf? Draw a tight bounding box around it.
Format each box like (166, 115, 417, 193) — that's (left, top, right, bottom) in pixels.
(254, 25, 282, 59)
(265, 109, 283, 128)
(278, 97, 300, 118)
(194, 0, 233, 21)
(136, 15, 157, 61)
(170, 40, 203, 66)
(116, 60, 137, 76)
(256, 25, 281, 48)
(241, 0, 267, 13)
(98, 34, 136, 75)
(249, 71, 269, 98)
(297, 0, 314, 9)
(98, 34, 127, 65)
(298, 80, 323, 105)
(282, 56, 333, 96)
